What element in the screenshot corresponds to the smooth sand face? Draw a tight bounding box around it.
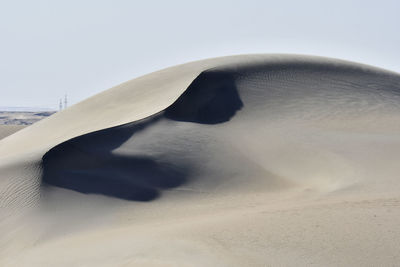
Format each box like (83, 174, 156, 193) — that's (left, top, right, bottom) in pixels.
(0, 125, 25, 140)
(1, 55, 400, 266)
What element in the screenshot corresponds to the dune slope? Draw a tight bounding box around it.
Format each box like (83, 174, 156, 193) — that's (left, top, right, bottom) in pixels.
(0, 125, 25, 140)
(1, 55, 400, 266)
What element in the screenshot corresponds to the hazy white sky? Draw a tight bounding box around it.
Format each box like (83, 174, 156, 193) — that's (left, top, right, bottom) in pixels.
(1, 0, 399, 109)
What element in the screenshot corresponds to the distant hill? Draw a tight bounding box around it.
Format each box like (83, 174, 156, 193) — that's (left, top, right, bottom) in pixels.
(0, 106, 56, 112)
(0, 110, 55, 125)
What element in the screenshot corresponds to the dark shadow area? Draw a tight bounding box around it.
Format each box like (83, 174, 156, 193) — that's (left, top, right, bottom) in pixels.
(41, 115, 183, 201)
(41, 69, 243, 201)
(43, 150, 187, 201)
(165, 70, 243, 124)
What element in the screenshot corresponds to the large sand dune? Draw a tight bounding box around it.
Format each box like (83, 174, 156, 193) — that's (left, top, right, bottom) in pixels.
(1, 55, 400, 266)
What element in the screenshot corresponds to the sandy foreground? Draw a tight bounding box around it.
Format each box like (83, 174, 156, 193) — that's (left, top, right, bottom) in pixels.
(1, 55, 400, 266)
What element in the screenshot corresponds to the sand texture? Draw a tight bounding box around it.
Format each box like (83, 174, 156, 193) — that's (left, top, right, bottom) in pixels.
(1, 55, 400, 266)
(0, 125, 25, 140)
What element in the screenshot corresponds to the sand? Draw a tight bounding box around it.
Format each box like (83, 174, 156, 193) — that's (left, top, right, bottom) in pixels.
(0, 125, 25, 140)
(1, 54, 400, 266)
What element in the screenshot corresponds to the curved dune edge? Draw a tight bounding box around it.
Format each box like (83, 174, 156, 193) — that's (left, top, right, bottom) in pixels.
(1, 54, 398, 160)
(0, 54, 265, 160)
(1, 54, 400, 266)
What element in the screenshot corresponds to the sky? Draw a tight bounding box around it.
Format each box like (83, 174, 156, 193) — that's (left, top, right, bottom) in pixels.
(0, 0, 399, 109)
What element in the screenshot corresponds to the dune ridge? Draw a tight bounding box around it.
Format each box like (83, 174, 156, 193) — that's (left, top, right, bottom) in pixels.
(1, 54, 400, 266)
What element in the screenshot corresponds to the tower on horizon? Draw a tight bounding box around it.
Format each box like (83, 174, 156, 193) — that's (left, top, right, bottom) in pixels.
(64, 94, 68, 109)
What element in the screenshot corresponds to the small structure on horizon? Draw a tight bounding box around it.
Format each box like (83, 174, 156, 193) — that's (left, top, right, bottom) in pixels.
(58, 95, 68, 111)
(64, 94, 68, 109)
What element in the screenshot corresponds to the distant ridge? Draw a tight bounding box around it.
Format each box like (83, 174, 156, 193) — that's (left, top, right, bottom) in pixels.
(0, 106, 56, 112)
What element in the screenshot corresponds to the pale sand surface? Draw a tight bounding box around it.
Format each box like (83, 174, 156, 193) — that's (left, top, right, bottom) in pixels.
(0, 125, 25, 140)
(1, 55, 400, 266)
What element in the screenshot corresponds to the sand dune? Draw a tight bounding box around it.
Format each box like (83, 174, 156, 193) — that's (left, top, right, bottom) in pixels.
(1, 55, 400, 266)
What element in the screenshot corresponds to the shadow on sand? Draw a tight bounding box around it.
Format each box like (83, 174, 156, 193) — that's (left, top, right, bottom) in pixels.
(41, 70, 243, 201)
